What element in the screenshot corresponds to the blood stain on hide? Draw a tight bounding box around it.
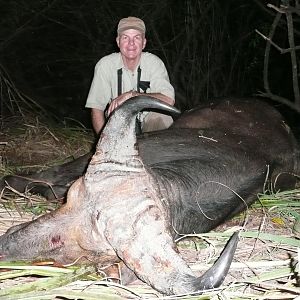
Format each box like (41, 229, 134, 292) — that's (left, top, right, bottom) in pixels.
(50, 235, 64, 248)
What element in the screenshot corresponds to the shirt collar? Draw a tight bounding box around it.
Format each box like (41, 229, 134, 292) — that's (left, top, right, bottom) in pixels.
(117, 52, 143, 72)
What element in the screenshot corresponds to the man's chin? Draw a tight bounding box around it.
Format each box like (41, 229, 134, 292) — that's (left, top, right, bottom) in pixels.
(123, 52, 140, 59)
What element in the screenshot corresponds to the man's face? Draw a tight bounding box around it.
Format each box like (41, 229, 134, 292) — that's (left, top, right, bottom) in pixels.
(117, 29, 146, 60)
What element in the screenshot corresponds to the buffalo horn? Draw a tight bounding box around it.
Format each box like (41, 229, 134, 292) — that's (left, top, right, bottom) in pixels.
(87, 96, 180, 172)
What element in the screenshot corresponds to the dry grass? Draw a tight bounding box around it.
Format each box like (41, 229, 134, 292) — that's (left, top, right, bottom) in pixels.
(0, 115, 94, 175)
(0, 118, 299, 299)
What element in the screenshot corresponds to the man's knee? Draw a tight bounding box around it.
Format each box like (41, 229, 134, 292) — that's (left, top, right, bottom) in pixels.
(142, 112, 173, 132)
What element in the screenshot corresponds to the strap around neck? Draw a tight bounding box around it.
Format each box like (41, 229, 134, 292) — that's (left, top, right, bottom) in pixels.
(137, 66, 141, 93)
(117, 68, 122, 96)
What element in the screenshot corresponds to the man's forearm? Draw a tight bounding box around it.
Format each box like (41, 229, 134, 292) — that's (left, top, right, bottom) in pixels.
(135, 92, 175, 106)
(91, 108, 106, 135)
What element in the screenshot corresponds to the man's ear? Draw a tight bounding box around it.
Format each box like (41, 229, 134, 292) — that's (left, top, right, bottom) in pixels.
(142, 38, 147, 50)
(116, 36, 120, 48)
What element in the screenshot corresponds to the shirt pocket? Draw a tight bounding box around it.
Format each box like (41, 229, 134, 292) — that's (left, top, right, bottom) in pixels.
(138, 80, 150, 93)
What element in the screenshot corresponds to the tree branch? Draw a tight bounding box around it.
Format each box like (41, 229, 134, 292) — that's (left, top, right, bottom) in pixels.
(284, 1, 300, 105)
(257, 91, 300, 113)
(255, 29, 300, 53)
(257, 1, 300, 111)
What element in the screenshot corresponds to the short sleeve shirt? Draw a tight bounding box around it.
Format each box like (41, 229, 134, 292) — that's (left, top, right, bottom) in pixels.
(85, 52, 175, 110)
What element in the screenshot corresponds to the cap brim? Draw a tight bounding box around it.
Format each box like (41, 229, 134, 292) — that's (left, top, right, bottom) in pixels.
(118, 26, 145, 34)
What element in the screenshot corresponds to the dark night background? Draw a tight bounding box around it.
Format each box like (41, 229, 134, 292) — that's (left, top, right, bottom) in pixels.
(0, 0, 298, 129)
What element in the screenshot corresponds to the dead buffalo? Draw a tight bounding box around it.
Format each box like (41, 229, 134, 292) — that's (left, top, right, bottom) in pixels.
(0, 96, 299, 295)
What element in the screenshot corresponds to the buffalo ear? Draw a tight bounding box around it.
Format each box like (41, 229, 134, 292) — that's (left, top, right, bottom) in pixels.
(65, 177, 86, 205)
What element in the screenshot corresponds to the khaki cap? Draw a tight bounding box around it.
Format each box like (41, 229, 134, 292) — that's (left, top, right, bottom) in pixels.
(117, 17, 146, 35)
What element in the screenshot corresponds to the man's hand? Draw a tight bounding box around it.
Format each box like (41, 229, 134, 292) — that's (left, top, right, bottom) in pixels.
(106, 91, 174, 116)
(107, 91, 137, 116)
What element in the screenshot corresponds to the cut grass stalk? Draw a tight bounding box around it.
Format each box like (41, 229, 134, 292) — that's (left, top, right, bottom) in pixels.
(0, 265, 95, 298)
